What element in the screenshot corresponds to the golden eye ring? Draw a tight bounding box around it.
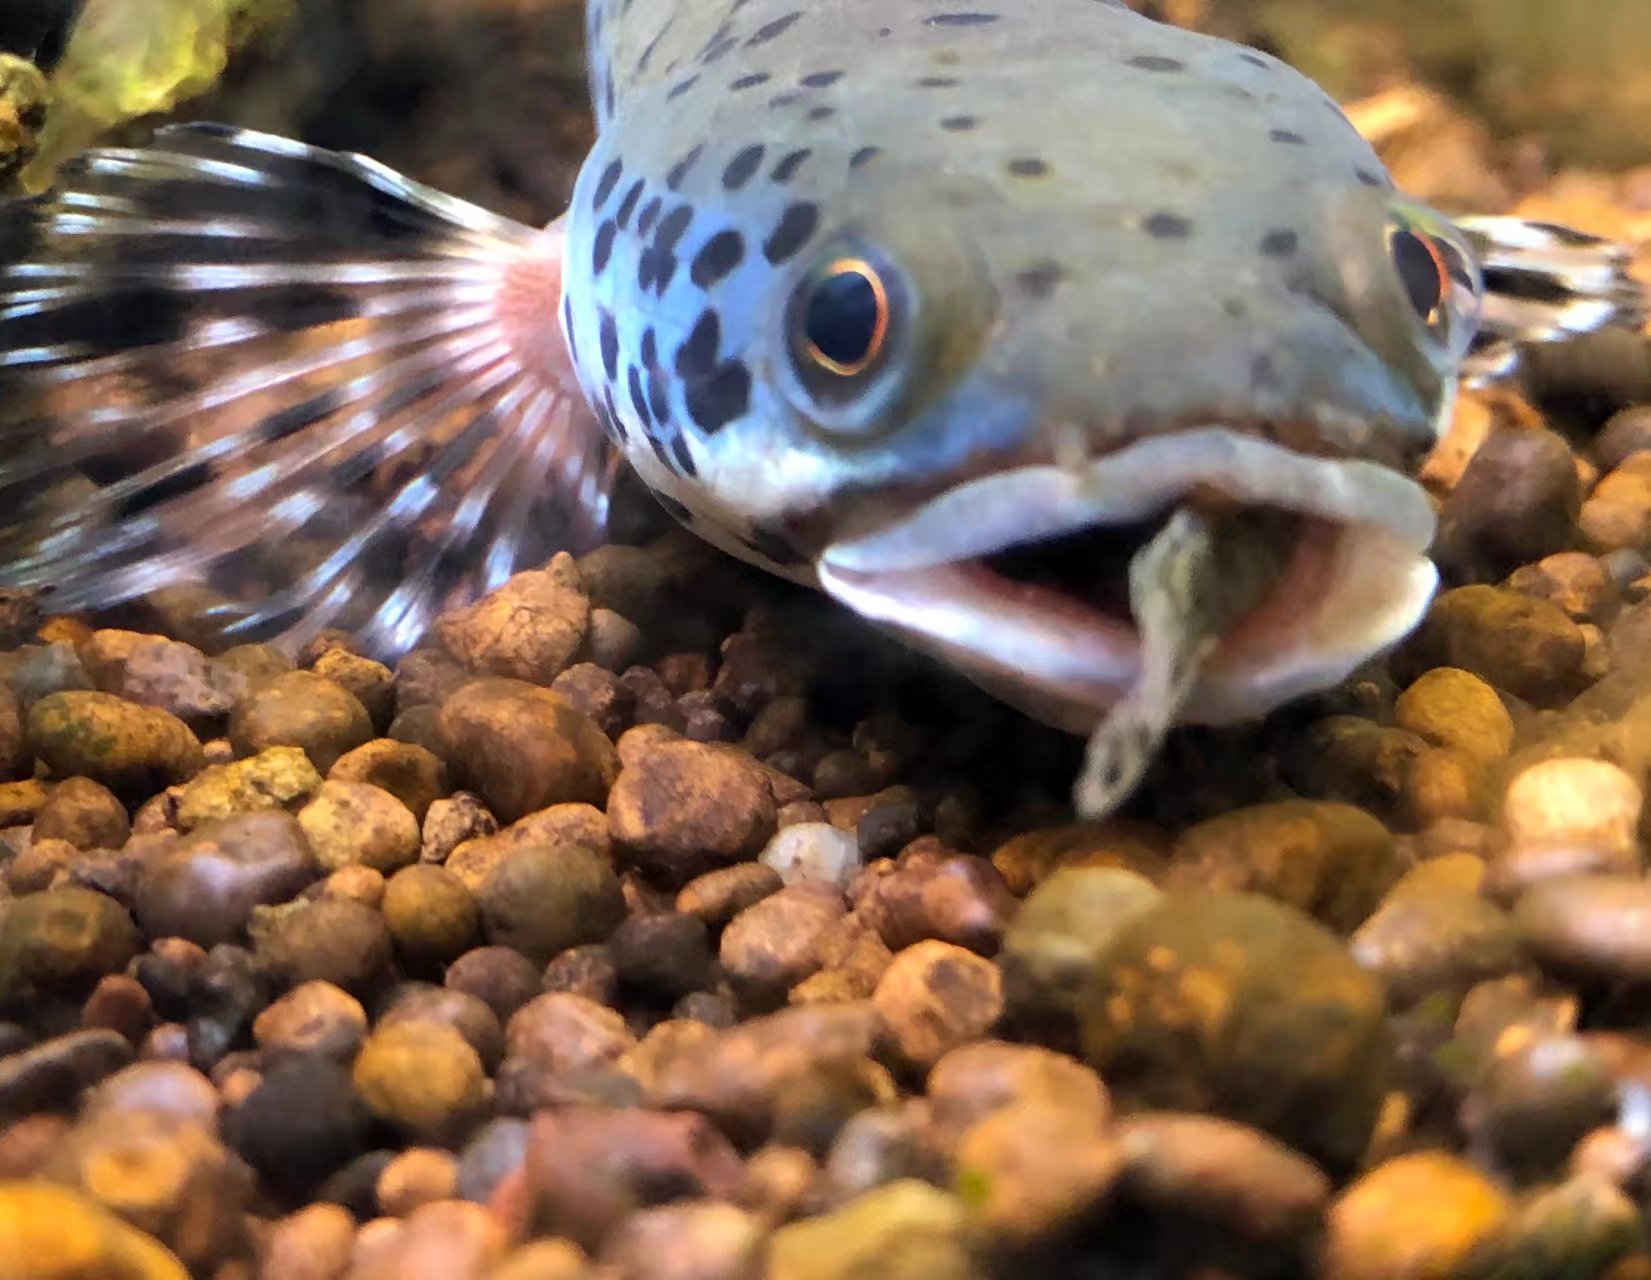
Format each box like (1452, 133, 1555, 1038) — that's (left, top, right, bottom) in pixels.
(798, 256, 891, 378)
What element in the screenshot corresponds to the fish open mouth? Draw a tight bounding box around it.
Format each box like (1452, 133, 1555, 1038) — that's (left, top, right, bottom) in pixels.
(816, 427, 1438, 731)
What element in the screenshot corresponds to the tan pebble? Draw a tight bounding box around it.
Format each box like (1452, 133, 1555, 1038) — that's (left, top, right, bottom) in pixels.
(352, 1022, 487, 1141)
(0, 1179, 189, 1279)
(486, 1239, 593, 1280)
(253, 981, 368, 1061)
(260, 1202, 356, 1280)
(954, 1101, 1122, 1246)
(1504, 758, 1642, 854)
(873, 941, 1003, 1074)
(1395, 668, 1514, 760)
(1322, 1151, 1510, 1280)
(376, 1148, 460, 1218)
(300, 780, 421, 875)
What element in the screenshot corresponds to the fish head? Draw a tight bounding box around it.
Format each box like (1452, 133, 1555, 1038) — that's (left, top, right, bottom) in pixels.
(574, 11, 1486, 730)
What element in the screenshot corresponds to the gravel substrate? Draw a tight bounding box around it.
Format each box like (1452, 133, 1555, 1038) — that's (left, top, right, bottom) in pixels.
(6, 7, 1651, 1280)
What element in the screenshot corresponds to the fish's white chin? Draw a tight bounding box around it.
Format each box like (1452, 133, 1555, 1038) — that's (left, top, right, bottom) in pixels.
(815, 428, 1439, 733)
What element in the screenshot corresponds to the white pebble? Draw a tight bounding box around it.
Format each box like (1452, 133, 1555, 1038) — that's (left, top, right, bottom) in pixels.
(1504, 758, 1643, 855)
(760, 822, 862, 888)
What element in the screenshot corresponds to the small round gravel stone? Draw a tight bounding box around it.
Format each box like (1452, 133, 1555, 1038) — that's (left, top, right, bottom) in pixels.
(1393, 668, 1514, 761)
(330, 738, 448, 823)
(249, 897, 393, 995)
(252, 980, 368, 1062)
(0, 887, 139, 994)
(352, 1020, 487, 1141)
(230, 671, 375, 773)
(298, 780, 421, 874)
(438, 678, 620, 822)
(31, 776, 130, 850)
(1322, 1151, 1510, 1280)
(382, 864, 479, 963)
(476, 844, 625, 963)
(444, 946, 544, 1020)
(608, 739, 778, 885)
(873, 940, 1003, 1075)
(1079, 891, 1391, 1171)
(1503, 758, 1642, 855)
(225, 1054, 371, 1189)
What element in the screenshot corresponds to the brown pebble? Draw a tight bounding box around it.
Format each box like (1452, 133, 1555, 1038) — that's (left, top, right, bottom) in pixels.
(80, 973, 153, 1044)
(375, 1147, 460, 1217)
(253, 980, 368, 1063)
(926, 1040, 1108, 1142)
(1403, 586, 1587, 707)
(298, 779, 422, 875)
(249, 897, 393, 995)
(27, 691, 203, 801)
(259, 1203, 357, 1280)
(990, 820, 1171, 896)
(601, 1200, 765, 1280)
(476, 843, 625, 964)
(505, 992, 637, 1078)
(420, 791, 498, 865)
(720, 881, 846, 1010)
(353, 1021, 487, 1141)
(330, 739, 448, 824)
(310, 649, 395, 731)
(135, 811, 318, 948)
(857, 851, 1016, 956)
(677, 863, 784, 929)
(438, 678, 619, 823)
(32, 776, 130, 850)
(551, 662, 633, 738)
(873, 940, 1003, 1075)
(609, 739, 778, 885)
(436, 557, 591, 685)
(231, 671, 375, 773)
(955, 1100, 1122, 1247)
(382, 864, 479, 964)
(524, 1107, 746, 1252)
(380, 984, 505, 1073)
(445, 945, 543, 1021)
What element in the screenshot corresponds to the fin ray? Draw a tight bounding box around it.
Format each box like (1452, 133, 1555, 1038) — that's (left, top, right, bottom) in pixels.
(0, 124, 611, 657)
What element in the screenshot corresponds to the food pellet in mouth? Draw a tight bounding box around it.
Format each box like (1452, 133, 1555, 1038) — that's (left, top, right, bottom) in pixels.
(1072, 505, 1294, 818)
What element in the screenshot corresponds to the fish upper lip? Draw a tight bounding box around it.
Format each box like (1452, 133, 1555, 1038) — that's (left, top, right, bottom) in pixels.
(817, 426, 1436, 573)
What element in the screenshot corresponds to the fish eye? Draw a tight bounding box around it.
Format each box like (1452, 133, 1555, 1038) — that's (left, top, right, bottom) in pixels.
(1384, 208, 1483, 361)
(786, 255, 902, 417)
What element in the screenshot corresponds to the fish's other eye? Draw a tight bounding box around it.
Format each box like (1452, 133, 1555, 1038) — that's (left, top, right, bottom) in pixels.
(786, 255, 900, 411)
(1385, 209, 1482, 360)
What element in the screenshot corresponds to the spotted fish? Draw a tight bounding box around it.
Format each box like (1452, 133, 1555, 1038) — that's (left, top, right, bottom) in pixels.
(0, 0, 1642, 816)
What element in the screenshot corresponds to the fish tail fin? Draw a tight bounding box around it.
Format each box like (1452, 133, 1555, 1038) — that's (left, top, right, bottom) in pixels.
(0, 122, 613, 658)
(1454, 214, 1647, 386)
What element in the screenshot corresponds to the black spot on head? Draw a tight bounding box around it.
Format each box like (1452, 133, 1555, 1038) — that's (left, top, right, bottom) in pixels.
(800, 70, 843, 87)
(1223, 299, 1247, 319)
(1355, 167, 1388, 188)
(1143, 211, 1193, 239)
(691, 229, 746, 288)
(655, 205, 695, 254)
(676, 309, 721, 377)
(1259, 228, 1299, 257)
(1015, 261, 1065, 298)
(747, 12, 801, 44)
(641, 328, 659, 369)
(763, 202, 819, 264)
(940, 115, 979, 131)
(731, 71, 770, 90)
(685, 361, 753, 433)
(592, 158, 623, 208)
(628, 365, 653, 430)
(648, 369, 672, 425)
(850, 146, 881, 168)
(1239, 51, 1271, 68)
(723, 144, 766, 190)
(638, 197, 662, 235)
(616, 179, 644, 228)
(666, 144, 704, 190)
(1007, 157, 1048, 178)
(807, 105, 836, 121)
(925, 12, 1000, 25)
(668, 75, 699, 100)
(599, 311, 620, 381)
(1268, 128, 1306, 145)
(771, 148, 812, 182)
(1126, 54, 1184, 71)
(669, 433, 698, 477)
(592, 220, 617, 274)
(917, 75, 959, 87)
(768, 92, 803, 109)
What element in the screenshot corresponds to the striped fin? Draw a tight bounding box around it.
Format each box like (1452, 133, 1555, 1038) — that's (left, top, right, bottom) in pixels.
(0, 123, 613, 658)
(1456, 215, 1647, 386)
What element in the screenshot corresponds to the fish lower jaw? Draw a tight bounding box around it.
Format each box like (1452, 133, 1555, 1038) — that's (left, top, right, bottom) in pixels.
(815, 429, 1440, 733)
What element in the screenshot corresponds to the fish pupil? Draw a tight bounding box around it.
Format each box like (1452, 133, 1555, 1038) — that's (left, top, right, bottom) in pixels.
(803, 266, 884, 373)
(1390, 228, 1446, 321)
